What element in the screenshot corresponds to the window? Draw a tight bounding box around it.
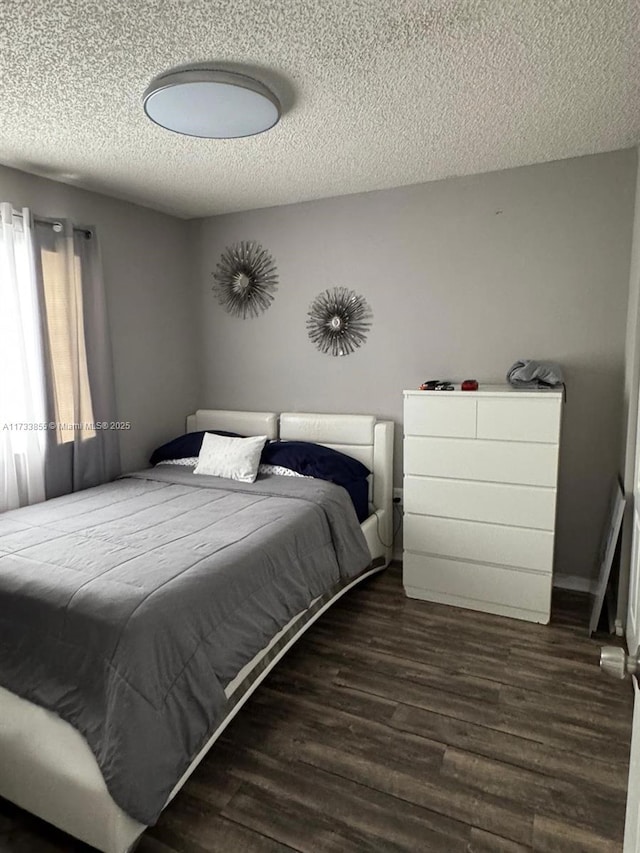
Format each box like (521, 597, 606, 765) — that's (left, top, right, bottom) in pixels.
(39, 239, 95, 443)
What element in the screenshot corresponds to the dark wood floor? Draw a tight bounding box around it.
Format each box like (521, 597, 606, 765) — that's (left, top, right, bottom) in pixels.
(0, 564, 634, 853)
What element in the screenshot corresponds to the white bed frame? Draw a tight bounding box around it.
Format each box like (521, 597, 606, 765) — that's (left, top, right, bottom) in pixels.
(0, 411, 394, 853)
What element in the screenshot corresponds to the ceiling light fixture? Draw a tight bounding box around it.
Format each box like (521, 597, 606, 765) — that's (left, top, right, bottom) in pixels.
(143, 68, 281, 139)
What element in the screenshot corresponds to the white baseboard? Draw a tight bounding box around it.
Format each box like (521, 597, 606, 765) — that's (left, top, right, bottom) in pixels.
(553, 573, 594, 593)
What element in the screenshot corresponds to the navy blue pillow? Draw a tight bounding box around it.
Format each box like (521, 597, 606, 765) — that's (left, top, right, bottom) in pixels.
(261, 440, 370, 481)
(261, 441, 370, 521)
(149, 430, 242, 466)
(339, 478, 370, 523)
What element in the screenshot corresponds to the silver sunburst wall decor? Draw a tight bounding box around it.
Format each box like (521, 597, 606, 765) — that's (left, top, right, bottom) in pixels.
(306, 287, 373, 357)
(212, 241, 278, 318)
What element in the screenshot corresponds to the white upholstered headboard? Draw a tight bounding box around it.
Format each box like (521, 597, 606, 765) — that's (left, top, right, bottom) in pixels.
(279, 413, 391, 510)
(186, 409, 278, 439)
(185, 409, 394, 566)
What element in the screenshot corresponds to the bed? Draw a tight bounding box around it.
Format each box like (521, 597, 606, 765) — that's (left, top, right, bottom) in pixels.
(0, 410, 393, 853)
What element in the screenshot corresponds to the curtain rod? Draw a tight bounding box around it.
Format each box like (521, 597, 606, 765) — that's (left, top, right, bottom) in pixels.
(10, 209, 92, 238)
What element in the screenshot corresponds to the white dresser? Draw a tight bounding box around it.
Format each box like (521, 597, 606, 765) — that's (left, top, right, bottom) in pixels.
(403, 386, 563, 623)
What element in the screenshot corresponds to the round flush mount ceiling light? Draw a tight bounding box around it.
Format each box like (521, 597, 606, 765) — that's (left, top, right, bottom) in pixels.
(143, 68, 281, 139)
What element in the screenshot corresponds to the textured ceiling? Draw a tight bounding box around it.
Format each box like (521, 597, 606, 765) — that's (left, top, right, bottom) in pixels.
(0, 0, 638, 218)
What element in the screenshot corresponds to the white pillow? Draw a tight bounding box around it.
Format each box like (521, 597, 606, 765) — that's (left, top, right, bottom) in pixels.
(193, 433, 267, 483)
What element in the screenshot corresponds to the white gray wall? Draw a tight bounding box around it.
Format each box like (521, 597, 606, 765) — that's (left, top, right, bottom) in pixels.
(194, 149, 637, 583)
(0, 164, 199, 473)
(2, 152, 634, 584)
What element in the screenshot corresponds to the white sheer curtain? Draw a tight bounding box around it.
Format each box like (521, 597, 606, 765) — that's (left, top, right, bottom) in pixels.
(0, 204, 47, 510)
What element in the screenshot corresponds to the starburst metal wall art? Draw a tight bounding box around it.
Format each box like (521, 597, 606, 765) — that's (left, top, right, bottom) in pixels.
(212, 241, 278, 318)
(306, 287, 373, 357)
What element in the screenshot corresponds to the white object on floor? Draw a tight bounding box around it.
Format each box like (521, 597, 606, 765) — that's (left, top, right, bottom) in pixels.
(589, 481, 626, 636)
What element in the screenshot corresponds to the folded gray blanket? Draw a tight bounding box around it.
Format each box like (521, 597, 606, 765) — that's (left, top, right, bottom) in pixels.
(507, 359, 564, 389)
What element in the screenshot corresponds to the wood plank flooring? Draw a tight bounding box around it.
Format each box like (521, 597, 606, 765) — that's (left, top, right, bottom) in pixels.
(0, 563, 634, 852)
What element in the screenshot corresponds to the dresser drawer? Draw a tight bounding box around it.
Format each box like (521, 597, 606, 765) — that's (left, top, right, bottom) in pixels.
(404, 436, 559, 486)
(404, 513, 554, 573)
(476, 397, 561, 444)
(404, 476, 557, 530)
(403, 553, 552, 616)
(404, 395, 476, 439)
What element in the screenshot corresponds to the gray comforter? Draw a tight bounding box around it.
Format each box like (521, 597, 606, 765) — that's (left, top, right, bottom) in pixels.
(0, 466, 371, 824)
